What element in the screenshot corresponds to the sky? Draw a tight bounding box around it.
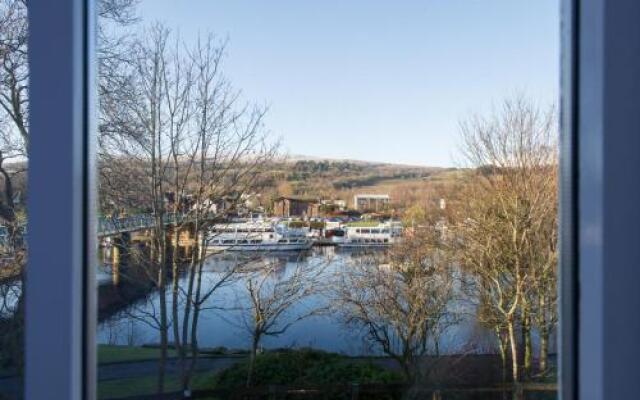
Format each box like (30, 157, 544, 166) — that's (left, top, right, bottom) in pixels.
(136, 0, 559, 167)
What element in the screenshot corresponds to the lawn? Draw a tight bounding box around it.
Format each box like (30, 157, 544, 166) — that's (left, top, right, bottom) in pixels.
(96, 348, 400, 399)
(98, 372, 214, 399)
(98, 345, 177, 364)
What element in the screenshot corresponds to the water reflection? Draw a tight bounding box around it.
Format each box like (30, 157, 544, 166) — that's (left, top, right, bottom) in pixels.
(97, 247, 496, 356)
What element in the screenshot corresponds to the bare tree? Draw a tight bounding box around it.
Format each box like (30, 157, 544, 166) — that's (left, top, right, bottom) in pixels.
(0, 0, 31, 377)
(334, 232, 456, 383)
(100, 24, 175, 393)
(99, 23, 280, 395)
(528, 169, 558, 374)
(457, 95, 558, 383)
(239, 256, 327, 387)
(0, 0, 27, 244)
(174, 35, 279, 395)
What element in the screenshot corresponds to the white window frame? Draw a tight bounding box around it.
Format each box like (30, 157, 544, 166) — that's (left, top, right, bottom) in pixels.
(566, 0, 640, 399)
(23, 0, 640, 399)
(25, 0, 96, 399)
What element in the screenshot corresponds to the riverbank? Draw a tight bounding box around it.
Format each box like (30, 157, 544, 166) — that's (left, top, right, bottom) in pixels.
(98, 344, 248, 364)
(0, 345, 558, 399)
(98, 347, 400, 399)
(94, 347, 557, 400)
(101, 346, 557, 384)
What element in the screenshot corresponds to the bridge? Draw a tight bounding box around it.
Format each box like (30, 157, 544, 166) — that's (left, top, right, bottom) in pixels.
(1, 213, 220, 283)
(0, 212, 216, 244)
(99, 212, 221, 285)
(1, 212, 217, 271)
(97, 212, 217, 237)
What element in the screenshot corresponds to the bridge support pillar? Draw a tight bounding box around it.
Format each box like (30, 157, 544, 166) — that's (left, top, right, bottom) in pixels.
(166, 226, 197, 262)
(181, 227, 193, 260)
(111, 232, 131, 285)
(111, 249, 120, 286)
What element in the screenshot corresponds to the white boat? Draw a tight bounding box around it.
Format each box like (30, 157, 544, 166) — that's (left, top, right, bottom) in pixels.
(337, 222, 402, 248)
(206, 221, 312, 252)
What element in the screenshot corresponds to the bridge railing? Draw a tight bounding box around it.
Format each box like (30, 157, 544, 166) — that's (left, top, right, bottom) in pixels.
(98, 214, 155, 236)
(1, 212, 219, 240)
(97, 212, 219, 236)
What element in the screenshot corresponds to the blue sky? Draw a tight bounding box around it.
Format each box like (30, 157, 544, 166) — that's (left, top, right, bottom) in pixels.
(137, 0, 559, 167)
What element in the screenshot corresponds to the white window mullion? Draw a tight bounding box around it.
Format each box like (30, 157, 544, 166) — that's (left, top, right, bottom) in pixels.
(25, 1, 95, 399)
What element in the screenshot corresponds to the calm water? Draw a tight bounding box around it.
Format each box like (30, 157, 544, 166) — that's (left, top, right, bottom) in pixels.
(97, 247, 493, 356)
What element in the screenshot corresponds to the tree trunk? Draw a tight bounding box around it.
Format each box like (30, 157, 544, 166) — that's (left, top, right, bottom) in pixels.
(496, 328, 508, 383)
(538, 293, 549, 373)
(507, 318, 519, 383)
(157, 280, 167, 394)
(171, 226, 184, 388)
(392, 351, 415, 383)
(186, 240, 207, 389)
(522, 306, 532, 378)
(539, 326, 549, 373)
(180, 247, 198, 394)
(157, 233, 168, 395)
(401, 361, 413, 384)
(246, 334, 260, 387)
(512, 383, 524, 400)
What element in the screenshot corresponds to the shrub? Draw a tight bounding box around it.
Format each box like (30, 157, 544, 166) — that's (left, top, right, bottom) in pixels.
(213, 348, 401, 390)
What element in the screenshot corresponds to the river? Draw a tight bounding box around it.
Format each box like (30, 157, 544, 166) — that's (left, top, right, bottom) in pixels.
(97, 246, 495, 356)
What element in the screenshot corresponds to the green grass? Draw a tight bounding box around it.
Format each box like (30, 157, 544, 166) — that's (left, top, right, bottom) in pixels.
(98, 372, 216, 399)
(96, 348, 399, 399)
(97, 372, 214, 399)
(98, 345, 178, 364)
(98, 375, 169, 399)
(98, 344, 247, 364)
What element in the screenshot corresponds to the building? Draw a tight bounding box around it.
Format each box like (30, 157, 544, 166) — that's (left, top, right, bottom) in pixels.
(192, 198, 218, 214)
(272, 196, 320, 218)
(353, 194, 390, 212)
(321, 199, 347, 210)
(319, 199, 347, 214)
(164, 192, 195, 212)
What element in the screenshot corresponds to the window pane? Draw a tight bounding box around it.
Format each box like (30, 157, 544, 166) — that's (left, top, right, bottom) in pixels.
(96, 2, 560, 399)
(0, 1, 28, 398)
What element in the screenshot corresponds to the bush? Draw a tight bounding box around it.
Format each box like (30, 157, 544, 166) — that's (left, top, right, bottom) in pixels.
(213, 348, 401, 390)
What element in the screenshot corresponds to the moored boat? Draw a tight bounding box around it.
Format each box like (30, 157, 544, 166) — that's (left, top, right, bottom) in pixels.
(337, 221, 402, 248)
(206, 221, 312, 252)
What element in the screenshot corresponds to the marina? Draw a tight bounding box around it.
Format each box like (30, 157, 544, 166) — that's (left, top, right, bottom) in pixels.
(205, 216, 405, 252)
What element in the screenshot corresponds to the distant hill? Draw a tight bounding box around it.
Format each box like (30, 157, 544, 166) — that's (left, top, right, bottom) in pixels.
(286, 154, 443, 170)
(267, 156, 460, 209)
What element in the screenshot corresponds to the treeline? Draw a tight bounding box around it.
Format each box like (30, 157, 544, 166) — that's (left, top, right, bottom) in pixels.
(286, 160, 365, 181)
(457, 97, 558, 383)
(332, 171, 428, 190)
(333, 96, 558, 388)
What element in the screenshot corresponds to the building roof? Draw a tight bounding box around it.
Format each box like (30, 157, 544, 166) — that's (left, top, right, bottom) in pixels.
(354, 194, 390, 199)
(274, 196, 320, 203)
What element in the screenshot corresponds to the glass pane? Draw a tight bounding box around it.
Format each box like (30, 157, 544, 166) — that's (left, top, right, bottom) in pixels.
(96, 1, 560, 399)
(0, 1, 28, 398)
